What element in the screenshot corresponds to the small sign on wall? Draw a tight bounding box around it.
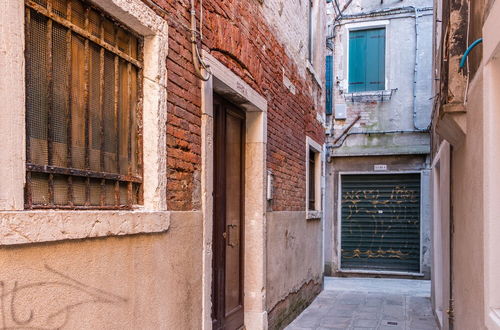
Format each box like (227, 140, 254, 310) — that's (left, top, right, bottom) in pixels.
(374, 164, 388, 171)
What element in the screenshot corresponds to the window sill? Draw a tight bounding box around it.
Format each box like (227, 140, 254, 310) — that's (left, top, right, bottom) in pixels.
(0, 209, 170, 246)
(306, 210, 322, 220)
(342, 89, 397, 102)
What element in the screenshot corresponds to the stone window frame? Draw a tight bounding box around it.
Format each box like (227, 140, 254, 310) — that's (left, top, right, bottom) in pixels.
(306, 136, 323, 220)
(341, 20, 390, 95)
(0, 0, 169, 246)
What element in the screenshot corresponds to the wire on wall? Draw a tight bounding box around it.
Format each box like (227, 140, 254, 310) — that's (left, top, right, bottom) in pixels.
(143, 0, 211, 81)
(191, 0, 212, 81)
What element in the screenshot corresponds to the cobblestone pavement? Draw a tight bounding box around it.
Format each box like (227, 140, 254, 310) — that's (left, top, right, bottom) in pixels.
(285, 277, 439, 330)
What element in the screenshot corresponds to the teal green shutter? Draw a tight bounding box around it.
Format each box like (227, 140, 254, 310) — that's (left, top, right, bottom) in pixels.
(366, 28, 385, 91)
(349, 28, 385, 93)
(348, 30, 367, 93)
(325, 55, 333, 115)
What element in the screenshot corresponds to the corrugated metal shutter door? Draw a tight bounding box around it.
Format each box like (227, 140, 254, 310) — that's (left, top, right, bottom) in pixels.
(340, 174, 421, 273)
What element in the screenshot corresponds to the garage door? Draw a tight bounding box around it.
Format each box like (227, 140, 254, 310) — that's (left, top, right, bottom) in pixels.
(340, 173, 421, 273)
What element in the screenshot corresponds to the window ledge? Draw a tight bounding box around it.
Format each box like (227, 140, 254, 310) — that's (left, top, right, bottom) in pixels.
(0, 209, 170, 246)
(342, 89, 396, 102)
(306, 210, 322, 220)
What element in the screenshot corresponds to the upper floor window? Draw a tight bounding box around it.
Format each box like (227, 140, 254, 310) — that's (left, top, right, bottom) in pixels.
(348, 28, 386, 93)
(25, 0, 143, 209)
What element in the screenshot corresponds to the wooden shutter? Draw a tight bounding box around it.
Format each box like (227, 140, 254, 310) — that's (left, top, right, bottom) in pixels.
(348, 28, 385, 93)
(366, 28, 385, 91)
(325, 55, 333, 115)
(348, 30, 367, 93)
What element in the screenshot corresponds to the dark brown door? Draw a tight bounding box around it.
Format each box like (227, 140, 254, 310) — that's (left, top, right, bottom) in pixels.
(212, 95, 245, 330)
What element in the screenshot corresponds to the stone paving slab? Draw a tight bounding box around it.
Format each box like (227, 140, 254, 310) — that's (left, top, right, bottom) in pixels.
(285, 277, 439, 330)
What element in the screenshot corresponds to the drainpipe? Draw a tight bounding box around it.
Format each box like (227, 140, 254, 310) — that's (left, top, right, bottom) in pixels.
(409, 6, 427, 131)
(190, 0, 211, 81)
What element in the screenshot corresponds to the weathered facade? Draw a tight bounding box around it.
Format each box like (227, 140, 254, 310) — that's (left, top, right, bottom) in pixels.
(431, 0, 500, 329)
(324, 0, 433, 278)
(0, 0, 327, 329)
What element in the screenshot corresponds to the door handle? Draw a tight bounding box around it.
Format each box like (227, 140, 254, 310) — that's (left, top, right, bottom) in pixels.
(227, 224, 238, 248)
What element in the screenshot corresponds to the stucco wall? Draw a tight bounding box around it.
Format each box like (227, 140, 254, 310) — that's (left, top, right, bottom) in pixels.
(448, 70, 486, 329)
(325, 155, 432, 278)
(330, 0, 433, 154)
(260, 0, 326, 82)
(0, 212, 203, 330)
(266, 211, 323, 329)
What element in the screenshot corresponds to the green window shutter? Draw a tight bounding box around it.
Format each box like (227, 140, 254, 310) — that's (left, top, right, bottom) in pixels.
(325, 55, 333, 115)
(348, 30, 367, 93)
(365, 28, 385, 91)
(348, 28, 385, 93)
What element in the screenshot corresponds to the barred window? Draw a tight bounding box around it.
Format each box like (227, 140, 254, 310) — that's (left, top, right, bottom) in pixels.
(25, 0, 143, 209)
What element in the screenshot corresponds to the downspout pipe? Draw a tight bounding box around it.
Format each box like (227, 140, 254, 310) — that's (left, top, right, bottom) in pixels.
(459, 38, 483, 68)
(409, 6, 428, 131)
(190, 0, 211, 81)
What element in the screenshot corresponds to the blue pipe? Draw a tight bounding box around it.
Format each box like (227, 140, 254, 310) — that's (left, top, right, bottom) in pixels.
(460, 38, 483, 68)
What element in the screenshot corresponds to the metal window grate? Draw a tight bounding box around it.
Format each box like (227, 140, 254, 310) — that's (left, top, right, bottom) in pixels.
(25, 0, 143, 209)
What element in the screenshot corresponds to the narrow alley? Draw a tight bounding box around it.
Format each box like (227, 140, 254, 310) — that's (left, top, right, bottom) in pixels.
(0, 0, 499, 328)
(287, 278, 438, 330)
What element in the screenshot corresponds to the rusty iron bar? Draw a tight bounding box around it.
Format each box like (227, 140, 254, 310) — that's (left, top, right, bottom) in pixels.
(333, 115, 362, 145)
(26, 163, 142, 183)
(84, 7, 91, 206)
(47, 0, 55, 206)
(113, 51, 120, 205)
(98, 18, 106, 207)
(25, 7, 33, 209)
(26, 0, 142, 69)
(66, 0, 74, 207)
(127, 61, 133, 205)
(25, 0, 144, 209)
(137, 39, 144, 205)
(31, 204, 132, 210)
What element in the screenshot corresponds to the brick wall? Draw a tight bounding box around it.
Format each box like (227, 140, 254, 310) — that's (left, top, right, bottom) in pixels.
(143, 0, 325, 211)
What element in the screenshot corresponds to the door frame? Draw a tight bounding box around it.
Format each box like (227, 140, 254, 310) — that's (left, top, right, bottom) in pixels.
(431, 141, 451, 329)
(201, 51, 268, 330)
(336, 170, 424, 276)
(212, 96, 246, 330)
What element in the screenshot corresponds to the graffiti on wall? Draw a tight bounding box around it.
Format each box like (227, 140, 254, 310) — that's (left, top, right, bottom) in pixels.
(341, 185, 419, 260)
(0, 264, 127, 329)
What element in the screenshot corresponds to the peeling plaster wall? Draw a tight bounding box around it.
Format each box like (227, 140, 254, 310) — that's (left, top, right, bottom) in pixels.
(447, 71, 486, 329)
(0, 0, 327, 328)
(260, 0, 326, 82)
(331, 2, 434, 143)
(266, 211, 323, 329)
(325, 0, 434, 279)
(0, 212, 203, 330)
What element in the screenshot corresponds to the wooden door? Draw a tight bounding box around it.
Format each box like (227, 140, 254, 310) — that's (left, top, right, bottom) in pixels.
(212, 95, 245, 330)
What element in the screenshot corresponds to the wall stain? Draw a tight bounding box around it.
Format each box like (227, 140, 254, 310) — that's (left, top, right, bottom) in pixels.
(0, 264, 127, 330)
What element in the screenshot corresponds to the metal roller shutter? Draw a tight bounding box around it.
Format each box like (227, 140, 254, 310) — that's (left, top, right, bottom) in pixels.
(340, 173, 421, 273)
